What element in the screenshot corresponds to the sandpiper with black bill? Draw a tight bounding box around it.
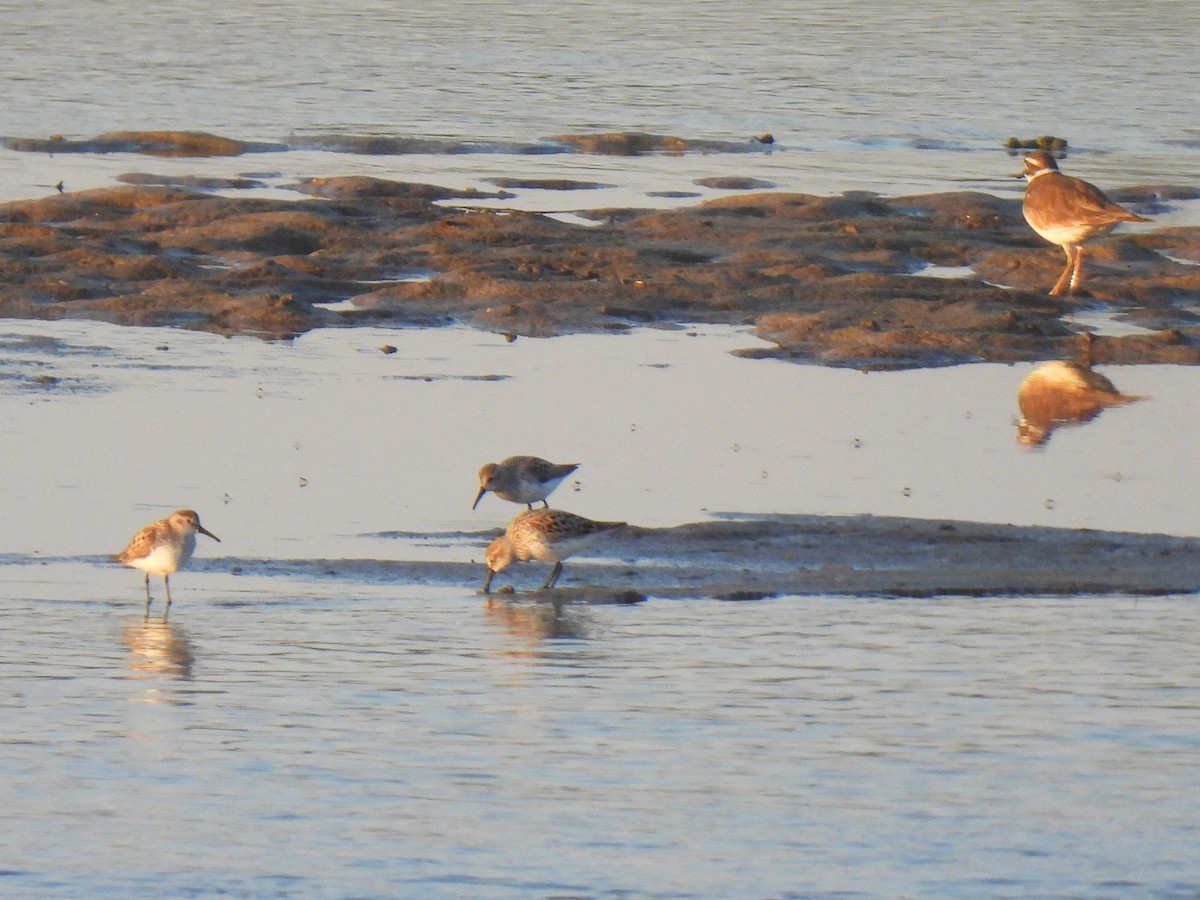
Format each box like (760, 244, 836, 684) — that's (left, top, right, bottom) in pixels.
(472, 455, 579, 510)
(116, 509, 220, 615)
(483, 508, 625, 593)
(1020, 150, 1150, 297)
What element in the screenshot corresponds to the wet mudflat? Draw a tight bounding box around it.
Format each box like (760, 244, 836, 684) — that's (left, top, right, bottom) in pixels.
(4, 319, 1200, 567)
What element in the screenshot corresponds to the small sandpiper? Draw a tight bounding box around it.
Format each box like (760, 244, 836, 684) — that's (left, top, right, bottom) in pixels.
(483, 508, 625, 592)
(116, 509, 220, 614)
(472, 455, 579, 510)
(1020, 150, 1149, 297)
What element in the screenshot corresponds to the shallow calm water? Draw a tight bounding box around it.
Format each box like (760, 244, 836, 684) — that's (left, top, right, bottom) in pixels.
(3, 320, 1200, 559)
(4, 583, 1200, 897)
(2, 320, 1200, 895)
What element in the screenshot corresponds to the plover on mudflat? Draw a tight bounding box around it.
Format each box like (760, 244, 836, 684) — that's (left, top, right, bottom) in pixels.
(472, 455, 579, 510)
(1020, 150, 1149, 297)
(116, 509, 220, 613)
(483, 508, 624, 592)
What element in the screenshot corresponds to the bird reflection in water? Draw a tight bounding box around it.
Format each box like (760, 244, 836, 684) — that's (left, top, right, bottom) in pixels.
(1017, 351, 1143, 447)
(123, 616, 195, 680)
(483, 596, 590, 644)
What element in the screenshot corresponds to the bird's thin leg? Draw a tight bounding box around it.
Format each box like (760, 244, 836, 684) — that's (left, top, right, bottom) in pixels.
(1050, 246, 1075, 296)
(1078, 330, 1095, 368)
(542, 561, 563, 590)
(143, 573, 153, 618)
(1069, 246, 1086, 292)
(163, 575, 173, 617)
(539, 500, 550, 509)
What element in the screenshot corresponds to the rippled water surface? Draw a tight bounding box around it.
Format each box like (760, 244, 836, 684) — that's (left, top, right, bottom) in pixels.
(5, 583, 1200, 897)
(2, 321, 1200, 895)
(2, 0, 1199, 204)
(4, 0, 1198, 151)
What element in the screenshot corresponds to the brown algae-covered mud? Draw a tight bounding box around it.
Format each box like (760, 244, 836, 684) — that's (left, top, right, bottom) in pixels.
(2, 131, 1200, 366)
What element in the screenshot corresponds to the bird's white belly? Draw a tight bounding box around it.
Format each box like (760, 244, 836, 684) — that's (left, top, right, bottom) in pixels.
(528, 533, 601, 563)
(129, 539, 194, 575)
(1025, 218, 1116, 247)
(498, 474, 567, 505)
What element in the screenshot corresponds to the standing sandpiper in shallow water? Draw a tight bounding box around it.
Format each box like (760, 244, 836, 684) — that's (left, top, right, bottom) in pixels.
(116, 509, 220, 614)
(1020, 150, 1150, 297)
(483, 508, 625, 592)
(472, 455, 579, 510)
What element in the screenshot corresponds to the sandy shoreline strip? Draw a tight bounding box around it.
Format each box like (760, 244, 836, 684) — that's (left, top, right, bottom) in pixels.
(61, 513, 1194, 601)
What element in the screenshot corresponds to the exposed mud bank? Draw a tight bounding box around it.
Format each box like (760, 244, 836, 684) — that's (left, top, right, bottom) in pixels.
(2, 159, 1199, 365)
(201, 515, 1200, 602)
(601, 514, 1200, 600)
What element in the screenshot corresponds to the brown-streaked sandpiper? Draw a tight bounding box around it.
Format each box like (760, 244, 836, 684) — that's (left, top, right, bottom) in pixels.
(116, 509, 220, 614)
(483, 508, 624, 592)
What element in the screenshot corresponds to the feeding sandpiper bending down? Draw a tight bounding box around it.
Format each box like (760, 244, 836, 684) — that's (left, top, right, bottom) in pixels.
(483, 508, 625, 593)
(1020, 150, 1150, 297)
(115, 509, 220, 614)
(472, 455, 579, 510)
